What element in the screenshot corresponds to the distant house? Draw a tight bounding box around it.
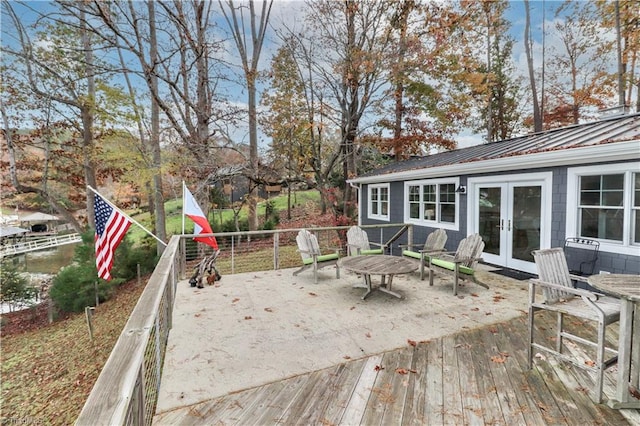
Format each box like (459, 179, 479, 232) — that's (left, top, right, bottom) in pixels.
(208, 164, 284, 205)
(348, 113, 640, 275)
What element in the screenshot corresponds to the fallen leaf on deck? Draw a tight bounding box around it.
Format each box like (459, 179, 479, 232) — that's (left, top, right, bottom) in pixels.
(491, 355, 507, 363)
(308, 292, 317, 296)
(395, 368, 416, 374)
(232, 298, 240, 304)
(194, 313, 201, 318)
(244, 316, 253, 320)
(374, 364, 384, 371)
(471, 293, 479, 297)
(343, 355, 351, 360)
(365, 332, 372, 338)
(584, 360, 596, 367)
(264, 307, 274, 313)
(470, 307, 480, 311)
(350, 306, 356, 310)
(407, 339, 417, 347)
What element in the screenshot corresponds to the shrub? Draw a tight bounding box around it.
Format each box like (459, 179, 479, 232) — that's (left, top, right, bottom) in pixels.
(49, 230, 158, 313)
(0, 262, 38, 311)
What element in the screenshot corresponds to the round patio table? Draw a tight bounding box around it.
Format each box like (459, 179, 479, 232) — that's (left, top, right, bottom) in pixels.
(337, 255, 418, 300)
(587, 273, 640, 409)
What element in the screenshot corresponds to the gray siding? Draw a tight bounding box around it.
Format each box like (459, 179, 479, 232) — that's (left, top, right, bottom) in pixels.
(359, 161, 639, 275)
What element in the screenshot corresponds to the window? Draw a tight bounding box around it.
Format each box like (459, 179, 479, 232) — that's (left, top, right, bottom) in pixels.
(634, 173, 640, 244)
(368, 184, 389, 220)
(405, 179, 459, 228)
(579, 174, 624, 241)
(567, 163, 640, 255)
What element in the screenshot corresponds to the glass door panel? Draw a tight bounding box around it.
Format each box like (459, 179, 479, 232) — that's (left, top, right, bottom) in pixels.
(478, 187, 503, 256)
(511, 186, 541, 263)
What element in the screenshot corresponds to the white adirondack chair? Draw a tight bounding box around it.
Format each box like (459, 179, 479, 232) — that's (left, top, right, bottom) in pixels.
(346, 226, 385, 256)
(427, 233, 487, 295)
(401, 228, 448, 280)
(528, 247, 620, 403)
(293, 229, 340, 283)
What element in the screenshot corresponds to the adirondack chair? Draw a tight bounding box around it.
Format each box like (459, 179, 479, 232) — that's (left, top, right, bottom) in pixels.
(401, 228, 448, 280)
(346, 226, 386, 256)
(528, 247, 620, 403)
(293, 229, 341, 283)
(427, 233, 488, 295)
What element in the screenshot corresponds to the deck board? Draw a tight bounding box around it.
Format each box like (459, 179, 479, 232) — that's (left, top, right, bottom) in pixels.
(152, 311, 639, 425)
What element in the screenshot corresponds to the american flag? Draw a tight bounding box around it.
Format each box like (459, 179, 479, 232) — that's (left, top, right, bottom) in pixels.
(94, 193, 132, 280)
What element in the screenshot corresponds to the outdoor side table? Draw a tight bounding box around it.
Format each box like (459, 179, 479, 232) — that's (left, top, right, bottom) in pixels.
(337, 255, 418, 300)
(588, 273, 640, 409)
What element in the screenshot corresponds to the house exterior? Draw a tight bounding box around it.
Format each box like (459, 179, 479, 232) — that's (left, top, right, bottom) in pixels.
(348, 113, 640, 275)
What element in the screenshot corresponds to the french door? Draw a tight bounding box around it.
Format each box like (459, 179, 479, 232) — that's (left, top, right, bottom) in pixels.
(469, 174, 551, 273)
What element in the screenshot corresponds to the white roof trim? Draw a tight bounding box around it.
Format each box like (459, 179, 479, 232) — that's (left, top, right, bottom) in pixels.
(349, 140, 640, 184)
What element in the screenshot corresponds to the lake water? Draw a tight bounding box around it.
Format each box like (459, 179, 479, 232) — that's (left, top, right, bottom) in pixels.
(6, 242, 78, 275)
(1, 243, 79, 313)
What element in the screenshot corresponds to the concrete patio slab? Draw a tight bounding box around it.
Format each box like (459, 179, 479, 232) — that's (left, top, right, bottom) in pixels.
(155, 264, 529, 416)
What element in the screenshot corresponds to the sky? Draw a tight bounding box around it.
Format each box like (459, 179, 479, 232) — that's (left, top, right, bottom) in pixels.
(0, 1, 608, 150)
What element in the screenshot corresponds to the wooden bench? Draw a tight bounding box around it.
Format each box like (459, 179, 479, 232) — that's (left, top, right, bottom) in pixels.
(293, 229, 340, 283)
(427, 233, 488, 295)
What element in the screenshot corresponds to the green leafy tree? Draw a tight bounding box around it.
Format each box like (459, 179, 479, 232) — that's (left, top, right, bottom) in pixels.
(49, 231, 158, 313)
(0, 263, 38, 312)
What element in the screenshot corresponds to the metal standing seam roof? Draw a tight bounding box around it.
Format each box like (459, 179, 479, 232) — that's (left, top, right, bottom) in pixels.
(357, 113, 640, 179)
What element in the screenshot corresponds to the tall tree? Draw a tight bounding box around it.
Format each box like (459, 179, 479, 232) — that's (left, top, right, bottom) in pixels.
(596, 0, 640, 111)
(524, 0, 543, 132)
(478, 0, 523, 141)
(295, 0, 392, 216)
(260, 44, 309, 219)
(219, 0, 273, 232)
(545, 1, 617, 125)
(2, 1, 117, 230)
(81, 0, 239, 246)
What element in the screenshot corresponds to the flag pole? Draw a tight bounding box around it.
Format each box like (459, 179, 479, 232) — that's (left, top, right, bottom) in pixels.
(181, 181, 186, 235)
(87, 185, 167, 247)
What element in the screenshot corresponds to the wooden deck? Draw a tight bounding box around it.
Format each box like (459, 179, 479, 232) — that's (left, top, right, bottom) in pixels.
(153, 311, 640, 425)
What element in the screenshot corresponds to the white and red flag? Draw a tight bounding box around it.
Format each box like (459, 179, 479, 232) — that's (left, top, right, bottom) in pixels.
(94, 192, 132, 280)
(183, 183, 219, 250)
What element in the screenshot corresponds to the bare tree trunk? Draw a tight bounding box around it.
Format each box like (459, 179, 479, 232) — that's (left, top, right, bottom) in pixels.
(148, 1, 166, 253)
(524, 0, 542, 132)
(615, 0, 625, 107)
(219, 0, 273, 231)
(80, 5, 98, 229)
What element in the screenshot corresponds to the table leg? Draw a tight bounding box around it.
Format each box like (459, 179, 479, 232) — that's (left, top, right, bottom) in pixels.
(361, 274, 373, 300)
(378, 274, 402, 299)
(608, 299, 640, 409)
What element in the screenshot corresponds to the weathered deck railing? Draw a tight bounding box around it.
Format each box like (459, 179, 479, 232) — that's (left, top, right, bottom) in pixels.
(76, 224, 412, 425)
(76, 236, 183, 425)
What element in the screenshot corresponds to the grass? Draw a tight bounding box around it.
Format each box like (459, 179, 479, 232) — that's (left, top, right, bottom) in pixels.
(0, 190, 323, 424)
(127, 190, 320, 244)
(0, 278, 147, 425)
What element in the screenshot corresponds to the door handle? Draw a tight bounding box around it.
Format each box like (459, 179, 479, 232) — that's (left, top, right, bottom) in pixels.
(508, 220, 512, 231)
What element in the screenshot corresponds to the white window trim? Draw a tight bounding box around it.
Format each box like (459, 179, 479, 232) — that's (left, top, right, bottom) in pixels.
(368, 183, 390, 221)
(403, 178, 460, 231)
(566, 162, 640, 256)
